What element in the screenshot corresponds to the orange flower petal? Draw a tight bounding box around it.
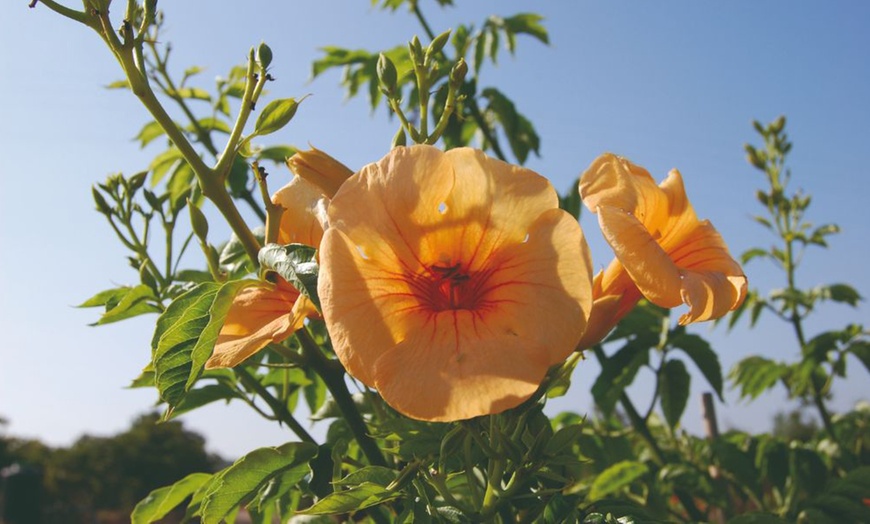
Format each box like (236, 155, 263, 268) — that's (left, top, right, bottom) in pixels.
(286, 146, 354, 199)
(580, 153, 746, 328)
(206, 281, 306, 369)
(320, 145, 593, 421)
(272, 176, 326, 247)
(372, 311, 552, 422)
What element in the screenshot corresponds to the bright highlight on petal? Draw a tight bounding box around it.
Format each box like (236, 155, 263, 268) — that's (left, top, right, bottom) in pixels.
(319, 145, 593, 422)
(578, 153, 747, 345)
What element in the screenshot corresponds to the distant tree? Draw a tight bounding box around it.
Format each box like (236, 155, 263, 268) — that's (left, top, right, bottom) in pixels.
(772, 407, 819, 442)
(1, 413, 222, 523)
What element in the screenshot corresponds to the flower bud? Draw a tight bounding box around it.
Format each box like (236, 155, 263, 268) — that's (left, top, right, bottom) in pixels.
(426, 30, 451, 61)
(409, 36, 424, 66)
(92, 186, 113, 216)
(449, 58, 468, 89)
(286, 147, 354, 199)
(188, 200, 209, 241)
(377, 53, 398, 95)
(392, 127, 407, 148)
(256, 42, 273, 70)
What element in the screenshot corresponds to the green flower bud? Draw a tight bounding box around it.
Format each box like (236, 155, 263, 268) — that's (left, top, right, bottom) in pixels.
(128, 171, 147, 193)
(426, 30, 451, 61)
(392, 126, 407, 148)
(257, 42, 273, 70)
(377, 53, 398, 94)
(409, 36, 424, 66)
(92, 186, 113, 216)
(188, 200, 209, 241)
(449, 58, 468, 89)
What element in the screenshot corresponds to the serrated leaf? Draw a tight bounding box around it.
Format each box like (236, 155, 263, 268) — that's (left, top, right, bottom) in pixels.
(254, 98, 300, 136)
(132, 472, 213, 524)
(729, 356, 786, 400)
(300, 482, 398, 515)
(671, 333, 723, 400)
(91, 284, 160, 325)
(151, 281, 256, 409)
(659, 359, 690, 428)
(333, 466, 397, 488)
(502, 13, 550, 45)
(588, 460, 648, 501)
(259, 243, 321, 309)
(78, 286, 134, 308)
(201, 442, 318, 524)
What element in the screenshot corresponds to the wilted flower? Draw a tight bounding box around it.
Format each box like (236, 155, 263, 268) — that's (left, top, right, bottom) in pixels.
(577, 153, 747, 347)
(318, 145, 593, 422)
(206, 150, 353, 369)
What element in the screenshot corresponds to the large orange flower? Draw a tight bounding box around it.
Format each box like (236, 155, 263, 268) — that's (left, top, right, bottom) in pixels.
(206, 149, 353, 369)
(318, 145, 593, 422)
(577, 153, 746, 347)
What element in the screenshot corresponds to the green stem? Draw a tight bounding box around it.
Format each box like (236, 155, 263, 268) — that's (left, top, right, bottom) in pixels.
(30, 0, 95, 27)
(784, 228, 837, 440)
(296, 329, 387, 467)
(235, 367, 316, 444)
(81, 15, 261, 264)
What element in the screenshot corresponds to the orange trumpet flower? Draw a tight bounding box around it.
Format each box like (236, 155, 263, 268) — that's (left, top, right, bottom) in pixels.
(578, 153, 747, 347)
(205, 149, 353, 369)
(318, 145, 593, 422)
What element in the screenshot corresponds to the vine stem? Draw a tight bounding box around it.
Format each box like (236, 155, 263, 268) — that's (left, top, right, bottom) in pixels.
(235, 367, 316, 445)
(296, 329, 387, 467)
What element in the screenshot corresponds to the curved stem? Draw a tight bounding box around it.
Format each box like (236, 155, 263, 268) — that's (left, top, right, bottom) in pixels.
(235, 367, 316, 445)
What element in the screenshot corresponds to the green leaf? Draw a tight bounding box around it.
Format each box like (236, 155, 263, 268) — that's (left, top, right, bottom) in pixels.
(164, 384, 242, 421)
(151, 281, 256, 410)
(502, 13, 550, 45)
(172, 87, 211, 101)
(588, 460, 648, 501)
(659, 359, 690, 428)
(105, 79, 130, 89)
(671, 333, 723, 400)
(847, 340, 870, 373)
(132, 472, 213, 524)
(254, 98, 300, 136)
(729, 356, 786, 400)
(559, 178, 581, 220)
(816, 283, 862, 307)
(333, 466, 397, 488)
(592, 339, 650, 415)
(136, 120, 167, 148)
(545, 424, 583, 456)
(201, 442, 318, 524)
(86, 284, 160, 325)
(741, 247, 770, 265)
(259, 243, 321, 310)
(481, 87, 540, 164)
(258, 145, 297, 164)
(300, 482, 399, 515)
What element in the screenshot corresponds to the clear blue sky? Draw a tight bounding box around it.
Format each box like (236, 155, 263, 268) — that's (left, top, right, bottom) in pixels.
(1, 1, 868, 458)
